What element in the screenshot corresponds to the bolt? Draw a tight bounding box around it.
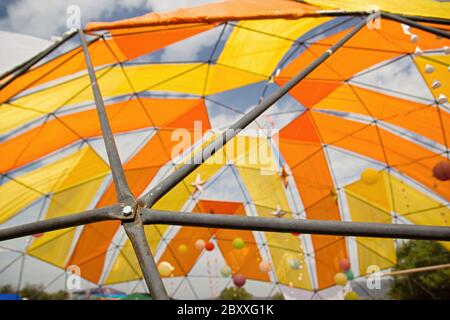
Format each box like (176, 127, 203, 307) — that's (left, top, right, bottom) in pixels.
(122, 205, 133, 216)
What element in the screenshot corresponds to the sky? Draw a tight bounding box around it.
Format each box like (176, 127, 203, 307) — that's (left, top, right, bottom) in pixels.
(0, 0, 219, 39)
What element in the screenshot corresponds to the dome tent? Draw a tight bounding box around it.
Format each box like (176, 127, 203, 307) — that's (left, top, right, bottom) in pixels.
(0, 0, 449, 300)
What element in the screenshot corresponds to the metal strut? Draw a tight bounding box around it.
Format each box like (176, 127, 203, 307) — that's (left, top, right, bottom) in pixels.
(79, 29, 169, 299)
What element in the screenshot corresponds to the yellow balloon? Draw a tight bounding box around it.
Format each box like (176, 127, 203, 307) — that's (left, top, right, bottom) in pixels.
(344, 291, 359, 300)
(178, 244, 188, 254)
(158, 261, 174, 276)
(334, 272, 347, 286)
(361, 168, 379, 185)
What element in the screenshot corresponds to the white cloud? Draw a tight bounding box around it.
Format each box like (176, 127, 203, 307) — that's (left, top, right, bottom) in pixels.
(0, 0, 220, 39)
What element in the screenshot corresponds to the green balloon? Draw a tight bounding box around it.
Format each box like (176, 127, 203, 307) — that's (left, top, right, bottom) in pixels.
(232, 238, 245, 249)
(289, 258, 301, 270)
(345, 269, 354, 281)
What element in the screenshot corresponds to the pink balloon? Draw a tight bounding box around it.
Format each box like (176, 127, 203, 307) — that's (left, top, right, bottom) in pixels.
(258, 261, 271, 273)
(233, 274, 246, 287)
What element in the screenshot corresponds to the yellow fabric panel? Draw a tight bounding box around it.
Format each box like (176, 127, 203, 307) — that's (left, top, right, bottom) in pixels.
(414, 55, 450, 101)
(345, 193, 396, 273)
(232, 136, 311, 289)
(5, 64, 264, 134)
(237, 166, 288, 211)
(0, 146, 108, 223)
(346, 170, 450, 251)
(346, 170, 450, 223)
(104, 225, 163, 284)
(256, 206, 312, 289)
(27, 177, 104, 267)
(105, 161, 224, 284)
(0, 103, 43, 135)
(389, 175, 450, 250)
(25, 229, 78, 269)
(218, 18, 329, 77)
(304, 0, 450, 19)
(345, 171, 392, 212)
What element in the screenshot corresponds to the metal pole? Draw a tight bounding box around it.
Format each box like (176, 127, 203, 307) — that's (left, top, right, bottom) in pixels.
(123, 212, 169, 300)
(0, 205, 122, 241)
(381, 12, 450, 39)
(381, 263, 450, 277)
(0, 29, 78, 89)
(138, 16, 370, 208)
(79, 29, 134, 204)
(142, 209, 450, 241)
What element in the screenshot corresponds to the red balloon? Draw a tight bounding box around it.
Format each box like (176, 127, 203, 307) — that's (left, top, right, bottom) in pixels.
(291, 233, 301, 237)
(205, 241, 215, 251)
(433, 161, 450, 181)
(233, 274, 246, 287)
(339, 258, 351, 271)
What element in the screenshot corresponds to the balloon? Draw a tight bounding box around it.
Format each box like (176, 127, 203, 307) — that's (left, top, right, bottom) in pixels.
(344, 291, 359, 300)
(291, 233, 300, 237)
(289, 258, 301, 270)
(158, 261, 174, 276)
(220, 265, 232, 277)
(258, 261, 271, 273)
(178, 244, 188, 254)
(339, 258, 351, 271)
(334, 272, 347, 286)
(205, 241, 215, 251)
(32, 233, 44, 238)
(233, 274, 246, 287)
(432, 161, 450, 181)
(232, 237, 245, 249)
(195, 239, 205, 250)
(361, 168, 379, 185)
(345, 269, 354, 281)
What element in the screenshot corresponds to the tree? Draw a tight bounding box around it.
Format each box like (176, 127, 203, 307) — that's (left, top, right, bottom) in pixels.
(389, 240, 450, 300)
(219, 287, 253, 300)
(271, 292, 285, 300)
(0, 284, 69, 300)
(0, 285, 15, 294)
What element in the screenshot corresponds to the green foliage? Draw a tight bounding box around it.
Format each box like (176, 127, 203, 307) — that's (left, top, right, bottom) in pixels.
(271, 292, 285, 300)
(219, 287, 253, 300)
(389, 240, 450, 300)
(0, 284, 68, 300)
(0, 284, 15, 294)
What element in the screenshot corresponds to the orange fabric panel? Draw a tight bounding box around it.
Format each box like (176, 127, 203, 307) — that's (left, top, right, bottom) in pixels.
(314, 84, 449, 146)
(158, 200, 268, 281)
(0, 98, 207, 173)
(67, 103, 211, 283)
(65, 220, 119, 282)
(276, 19, 448, 108)
(311, 111, 450, 201)
(278, 79, 342, 107)
(157, 200, 236, 277)
(0, 118, 80, 174)
(0, 24, 213, 103)
(211, 203, 268, 282)
(317, 18, 449, 53)
(85, 0, 319, 31)
(158, 222, 211, 277)
(279, 112, 347, 288)
(110, 24, 214, 59)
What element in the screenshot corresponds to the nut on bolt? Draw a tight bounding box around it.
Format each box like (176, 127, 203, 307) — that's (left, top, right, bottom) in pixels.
(122, 205, 133, 216)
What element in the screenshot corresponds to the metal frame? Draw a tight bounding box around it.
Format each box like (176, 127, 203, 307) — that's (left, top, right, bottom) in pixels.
(1, 13, 449, 300)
